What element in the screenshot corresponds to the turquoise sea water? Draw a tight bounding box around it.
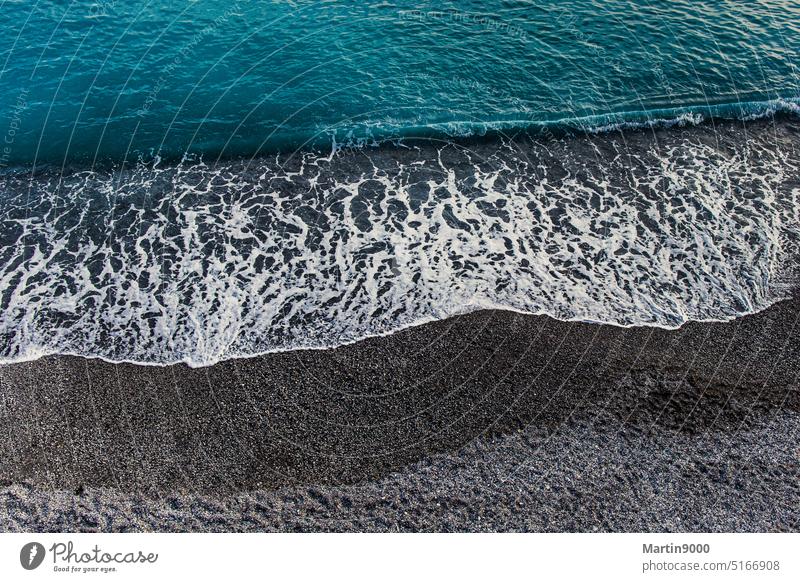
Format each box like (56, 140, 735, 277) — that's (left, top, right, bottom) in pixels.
(1, 2, 799, 366)
(1, 0, 798, 164)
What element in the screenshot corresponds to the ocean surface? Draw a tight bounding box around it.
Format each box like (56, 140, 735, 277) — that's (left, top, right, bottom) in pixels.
(0, 1, 799, 366)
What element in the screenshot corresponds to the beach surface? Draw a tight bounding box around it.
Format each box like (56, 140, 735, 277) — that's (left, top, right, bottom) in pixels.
(1, 296, 799, 532)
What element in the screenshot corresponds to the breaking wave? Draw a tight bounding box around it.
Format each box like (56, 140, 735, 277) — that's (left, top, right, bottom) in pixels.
(1, 114, 799, 366)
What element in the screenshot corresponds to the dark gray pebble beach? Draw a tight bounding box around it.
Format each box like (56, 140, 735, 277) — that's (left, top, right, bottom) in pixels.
(1, 294, 799, 532)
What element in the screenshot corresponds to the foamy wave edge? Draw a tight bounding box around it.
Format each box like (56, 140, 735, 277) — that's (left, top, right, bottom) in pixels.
(1, 107, 798, 368)
(1, 293, 794, 369)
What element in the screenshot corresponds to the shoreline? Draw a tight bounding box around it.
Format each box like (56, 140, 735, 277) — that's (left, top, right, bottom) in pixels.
(1, 293, 792, 370)
(1, 293, 798, 531)
(3, 116, 799, 368)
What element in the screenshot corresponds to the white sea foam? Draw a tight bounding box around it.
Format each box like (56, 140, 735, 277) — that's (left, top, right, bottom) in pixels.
(0, 119, 799, 366)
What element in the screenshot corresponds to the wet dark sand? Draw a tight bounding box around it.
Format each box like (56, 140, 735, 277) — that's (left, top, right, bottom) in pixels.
(1, 295, 799, 531)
